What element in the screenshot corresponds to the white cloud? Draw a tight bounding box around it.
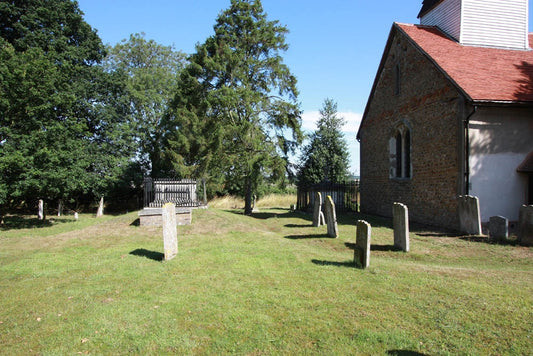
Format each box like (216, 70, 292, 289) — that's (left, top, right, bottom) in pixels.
(300, 111, 363, 133)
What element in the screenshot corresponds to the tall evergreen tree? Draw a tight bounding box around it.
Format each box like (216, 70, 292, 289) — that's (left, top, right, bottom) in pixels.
(0, 0, 135, 212)
(164, 0, 303, 214)
(103, 33, 186, 176)
(298, 99, 350, 186)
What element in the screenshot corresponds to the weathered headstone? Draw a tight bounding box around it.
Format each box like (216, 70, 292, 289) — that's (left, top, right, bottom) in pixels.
(393, 202, 409, 252)
(324, 195, 338, 238)
(354, 220, 371, 269)
(458, 195, 482, 235)
(58, 200, 63, 217)
(96, 197, 104, 218)
(518, 205, 533, 246)
(312, 192, 323, 227)
(74, 212, 79, 221)
(252, 194, 259, 213)
(162, 202, 178, 261)
(38, 199, 44, 220)
(489, 215, 508, 242)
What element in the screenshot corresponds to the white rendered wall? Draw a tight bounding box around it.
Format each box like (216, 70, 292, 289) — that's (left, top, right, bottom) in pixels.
(469, 152, 527, 221)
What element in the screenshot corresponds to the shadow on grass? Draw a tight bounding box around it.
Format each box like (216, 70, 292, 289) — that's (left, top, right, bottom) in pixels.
(387, 351, 428, 356)
(285, 233, 332, 239)
(345, 242, 400, 252)
(459, 235, 523, 246)
(129, 248, 164, 262)
(285, 223, 313, 228)
(130, 218, 140, 227)
(311, 259, 354, 268)
(0, 215, 72, 230)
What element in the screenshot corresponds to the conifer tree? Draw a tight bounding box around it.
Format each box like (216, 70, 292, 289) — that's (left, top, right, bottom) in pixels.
(298, 99, 350, 186)
(164, 0, 303, 214)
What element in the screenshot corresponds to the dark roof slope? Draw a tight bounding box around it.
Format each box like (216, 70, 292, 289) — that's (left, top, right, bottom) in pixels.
(417, 0, 443, 18)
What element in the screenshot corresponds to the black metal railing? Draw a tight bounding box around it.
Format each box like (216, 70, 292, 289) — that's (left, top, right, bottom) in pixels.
(143, 178, 203, 208)
(296, 180, 360, 213)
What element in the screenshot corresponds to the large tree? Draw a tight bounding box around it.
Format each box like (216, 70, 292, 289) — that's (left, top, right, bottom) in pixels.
(0, 0, 135, 213)
(164, 0, 303, 214)
(103, 33, 186, 176)
(297, 99, 350, 186)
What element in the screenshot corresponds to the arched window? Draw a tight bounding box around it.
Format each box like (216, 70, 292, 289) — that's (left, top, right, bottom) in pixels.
(390, 123, 411, 179)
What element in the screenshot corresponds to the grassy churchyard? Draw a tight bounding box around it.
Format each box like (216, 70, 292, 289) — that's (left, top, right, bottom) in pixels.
(1, 200, 532, 355)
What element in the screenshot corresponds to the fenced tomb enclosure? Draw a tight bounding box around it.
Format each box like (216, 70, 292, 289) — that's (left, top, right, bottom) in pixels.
(139, 178, 205, 226)
(297, 181, 360, 213)
(143, 178, 206, 208)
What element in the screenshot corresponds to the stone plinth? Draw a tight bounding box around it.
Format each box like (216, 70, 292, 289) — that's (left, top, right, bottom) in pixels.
(138, 207, 192, 226)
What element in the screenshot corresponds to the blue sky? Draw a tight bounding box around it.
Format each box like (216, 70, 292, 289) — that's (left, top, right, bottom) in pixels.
(77, 0, 532, 175)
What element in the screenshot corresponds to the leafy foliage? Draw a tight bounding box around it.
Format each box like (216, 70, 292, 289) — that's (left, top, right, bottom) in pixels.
(164, 0, 303, 213)
(0, 0, 136, 210)
(297, 99, 350, 186)
(103, 33, 187, 176)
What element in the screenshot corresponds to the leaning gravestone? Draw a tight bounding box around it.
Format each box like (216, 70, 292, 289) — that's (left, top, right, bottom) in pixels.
(96, 197, 104, 218)
(38, 199, 44, 220)
(162, 202, 178, 261)
(458, 195, 482, 235)
(355, 220, 371, 269)
(324, 195, 338, 238)
(313, 192, 323, 227)
(393, 202, 409, 252)
(518, 205, 533, 246)
(489, 216, 508, 242)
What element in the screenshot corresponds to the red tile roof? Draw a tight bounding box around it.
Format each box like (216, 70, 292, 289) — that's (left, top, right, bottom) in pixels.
(397, 23, 533, 103)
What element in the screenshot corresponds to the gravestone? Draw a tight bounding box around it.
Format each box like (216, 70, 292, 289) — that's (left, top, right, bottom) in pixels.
(393, 202, 409, 252)
(96, 197, 104, 218)
(489, 216, 508, 242)
(458, 195, 482, 235)
(518, 205, 533, 246)
(38, 199, 44, 220)
(162, 202, 178, 261)
(312, 192, 323, 227)
(354, 220, 371, 269)
(74, 212, 79, 221)
(324, 195, 338, 238)
(58, 200, 63, 217)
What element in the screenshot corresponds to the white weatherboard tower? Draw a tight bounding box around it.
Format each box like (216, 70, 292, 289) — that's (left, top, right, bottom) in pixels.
(419, 0, 529, 50)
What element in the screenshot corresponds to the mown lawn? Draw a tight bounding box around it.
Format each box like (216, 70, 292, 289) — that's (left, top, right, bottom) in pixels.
(0, 208, 532, 355)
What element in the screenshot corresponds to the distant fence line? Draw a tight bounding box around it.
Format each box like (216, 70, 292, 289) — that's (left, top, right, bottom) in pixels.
(296, 180, 360, 213)
(143, 178, 206, 208)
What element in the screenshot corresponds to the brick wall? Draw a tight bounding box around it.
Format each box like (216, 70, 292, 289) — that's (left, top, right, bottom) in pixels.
(359, 27, 465, 230)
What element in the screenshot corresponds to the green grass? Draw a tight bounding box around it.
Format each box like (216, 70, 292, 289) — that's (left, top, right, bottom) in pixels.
(0, 209, 532, 355)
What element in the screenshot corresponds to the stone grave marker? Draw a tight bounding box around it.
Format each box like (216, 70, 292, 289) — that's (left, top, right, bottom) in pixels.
(489, 215, 508, 242)
(96, 197, 104, 218)
(355, 220, 371, 269)
(518, 205, 533, 246)
(324, 195, 338, 238)
(458, 195, 482, 235)
(313, 192, 323, 227)
(38, 199, 44, 220)
(162, 202, 178, 261)
(393, 202, 409, 252)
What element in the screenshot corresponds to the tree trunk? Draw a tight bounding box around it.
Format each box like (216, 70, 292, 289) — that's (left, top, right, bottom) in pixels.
(244, 176, 253, 215)
(58, 199, 63, 217)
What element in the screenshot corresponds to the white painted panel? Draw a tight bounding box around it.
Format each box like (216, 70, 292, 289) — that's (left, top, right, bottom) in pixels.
(421, 0, 462, 41)
(469, 152, 527, 221)
(461, 0, 528, 49)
